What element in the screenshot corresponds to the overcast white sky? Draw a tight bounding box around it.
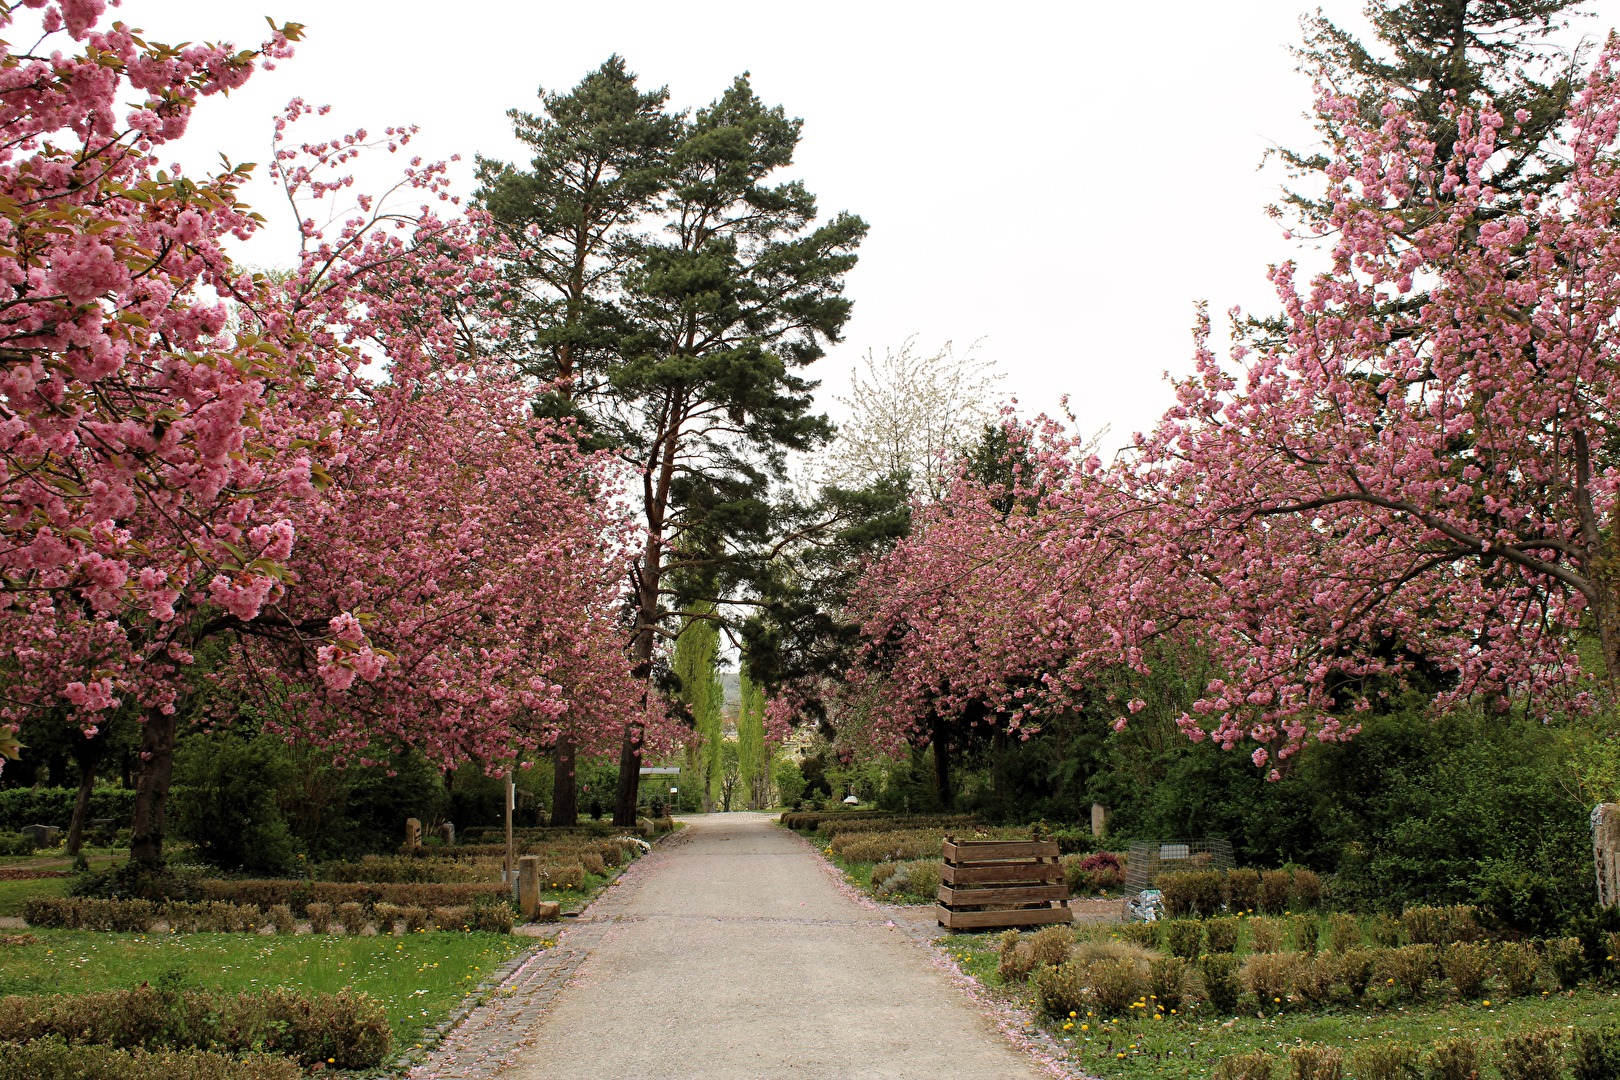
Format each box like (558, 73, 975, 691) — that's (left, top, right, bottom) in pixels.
(133, 0, 1620, 451)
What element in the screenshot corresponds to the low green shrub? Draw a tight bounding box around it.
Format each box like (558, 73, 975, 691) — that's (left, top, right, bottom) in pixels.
(1289, 870, 1324, 911)
(1248, 916, 1284, 954)
(0, 1038, 300, 1080)
(430, 904, 475, 930)
(335, 901, 368, 936)
(471, 904, 515, 934)
(1226, 868, 1261, 912)
(1258, 870, 1291, 914)
(1148, 955, 1188, 1012)
(1573, 1024, 1620, 1080)
(1336, 948, 1375, 1000)
(1351, 1043, 1422, 1080)
(1500, 1027, 1566, 1080)
(1027, 925, 1073, 969)
(1242, 951, 1299, 1009)
(0, 832, 34, 856)
(900, 859, 941, 900)
(23, 897, 272, 934)
(1367, 913, 1402, 947)
(1498, 941, 1542, 997)
(1290, 914, 1320, 954)
(1292, 954, 1342, 1007)
(1289, 1044, 1343, 1080)
(1159, 870, 1224, 917)
(1380, 944, 1438, 1002)
(1326, 913, 1360, 953)
(267, 904, 295, 935)
(998, 935, 1037, 983)
(1164, 918, 1204, 960)
(0, 986, 390, 1068)
(1441, 943, 1491, 1000)
(1205, 916, 1240, 954)
(1426, 1037, 1484, 1080)
(1201, 952, 1243, 1013)
(1032, 958, 1090, 1017)
(579, 852, 606, 876)
(1215, 1050, 1275, 1080)
(1086, 955, 1148, 1016)
(1546, 936, 1585, 989)
(1117, 920, 1160, 949)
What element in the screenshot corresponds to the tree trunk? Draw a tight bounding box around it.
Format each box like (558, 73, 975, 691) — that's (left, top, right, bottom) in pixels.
(551, 733, 578, 828)
(932, 715, 952, 810)
(992, 726, 1008, 802)
(612, 719, 643, 827)
(129, 706, 177, 868)
(65, 754, 96, 856)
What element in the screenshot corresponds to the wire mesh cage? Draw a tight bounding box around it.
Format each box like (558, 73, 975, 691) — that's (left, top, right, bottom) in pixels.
(1123, 838, 1235, 895)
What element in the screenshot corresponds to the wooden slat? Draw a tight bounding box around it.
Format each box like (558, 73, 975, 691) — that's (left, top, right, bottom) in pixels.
(941, 862, 1063, 886)
(942, 839, 1060, 861)
(937, 883, 1068, 906)
(936, 904, 1074, 930)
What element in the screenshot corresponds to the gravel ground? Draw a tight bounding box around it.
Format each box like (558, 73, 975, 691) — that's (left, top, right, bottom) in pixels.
(479, 811, 1058, 1080)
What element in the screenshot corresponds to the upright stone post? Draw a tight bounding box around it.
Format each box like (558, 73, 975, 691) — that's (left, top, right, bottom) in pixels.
(1090, 803, 1110, 839)
(404, 817, 422, 853)
(1594, 803, 1620, 908)
(440, 822, 455, 847)
(518, 855, 542, 918)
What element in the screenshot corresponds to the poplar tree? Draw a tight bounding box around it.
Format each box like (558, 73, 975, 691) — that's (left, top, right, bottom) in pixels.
(737, 667, 767, 809)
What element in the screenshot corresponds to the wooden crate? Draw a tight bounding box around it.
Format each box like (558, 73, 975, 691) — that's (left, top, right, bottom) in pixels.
(935, 837, 1072, 931)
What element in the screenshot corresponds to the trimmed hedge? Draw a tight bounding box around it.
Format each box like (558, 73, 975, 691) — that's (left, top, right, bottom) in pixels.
(0, 986, 390, 1068)
(23, 895, 513, 934)
(199, 879, 509, 913)
(0, 1039, 301, 1080)
(0, 787, 135, 830)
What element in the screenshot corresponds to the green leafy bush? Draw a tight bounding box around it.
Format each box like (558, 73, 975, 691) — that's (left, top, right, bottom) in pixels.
(0, 788, 135, 831)
(1290, 914, 1320, 954)
(1500, 1028, 1566, 1080)
(1201, 952, 1243, 1013)
(0, 1039, 300, 1080)
(170, 734, 299, 876)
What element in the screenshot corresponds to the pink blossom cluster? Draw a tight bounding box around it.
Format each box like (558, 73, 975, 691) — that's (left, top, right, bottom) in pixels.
(846, 37, 1620, 770)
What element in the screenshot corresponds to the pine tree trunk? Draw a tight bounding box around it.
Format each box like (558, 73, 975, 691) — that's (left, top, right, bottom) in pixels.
(65, 755, 97, 856)
(129, 706, 177, 868)
(552, 733, 578, 828)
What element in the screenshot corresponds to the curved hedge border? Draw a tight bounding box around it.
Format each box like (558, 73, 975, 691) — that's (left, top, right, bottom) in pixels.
(0, 1039, 301, 1080)
(0, 986, 389, 1068)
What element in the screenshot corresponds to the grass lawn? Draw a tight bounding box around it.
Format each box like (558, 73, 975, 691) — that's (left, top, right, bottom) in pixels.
(941, 934, 1620, 1078)
(0, 928, 534, 1053)
(0, 873, 69, 915)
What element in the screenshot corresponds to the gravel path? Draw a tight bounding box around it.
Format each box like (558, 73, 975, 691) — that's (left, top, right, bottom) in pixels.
(425, 812, 1056, 1080)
